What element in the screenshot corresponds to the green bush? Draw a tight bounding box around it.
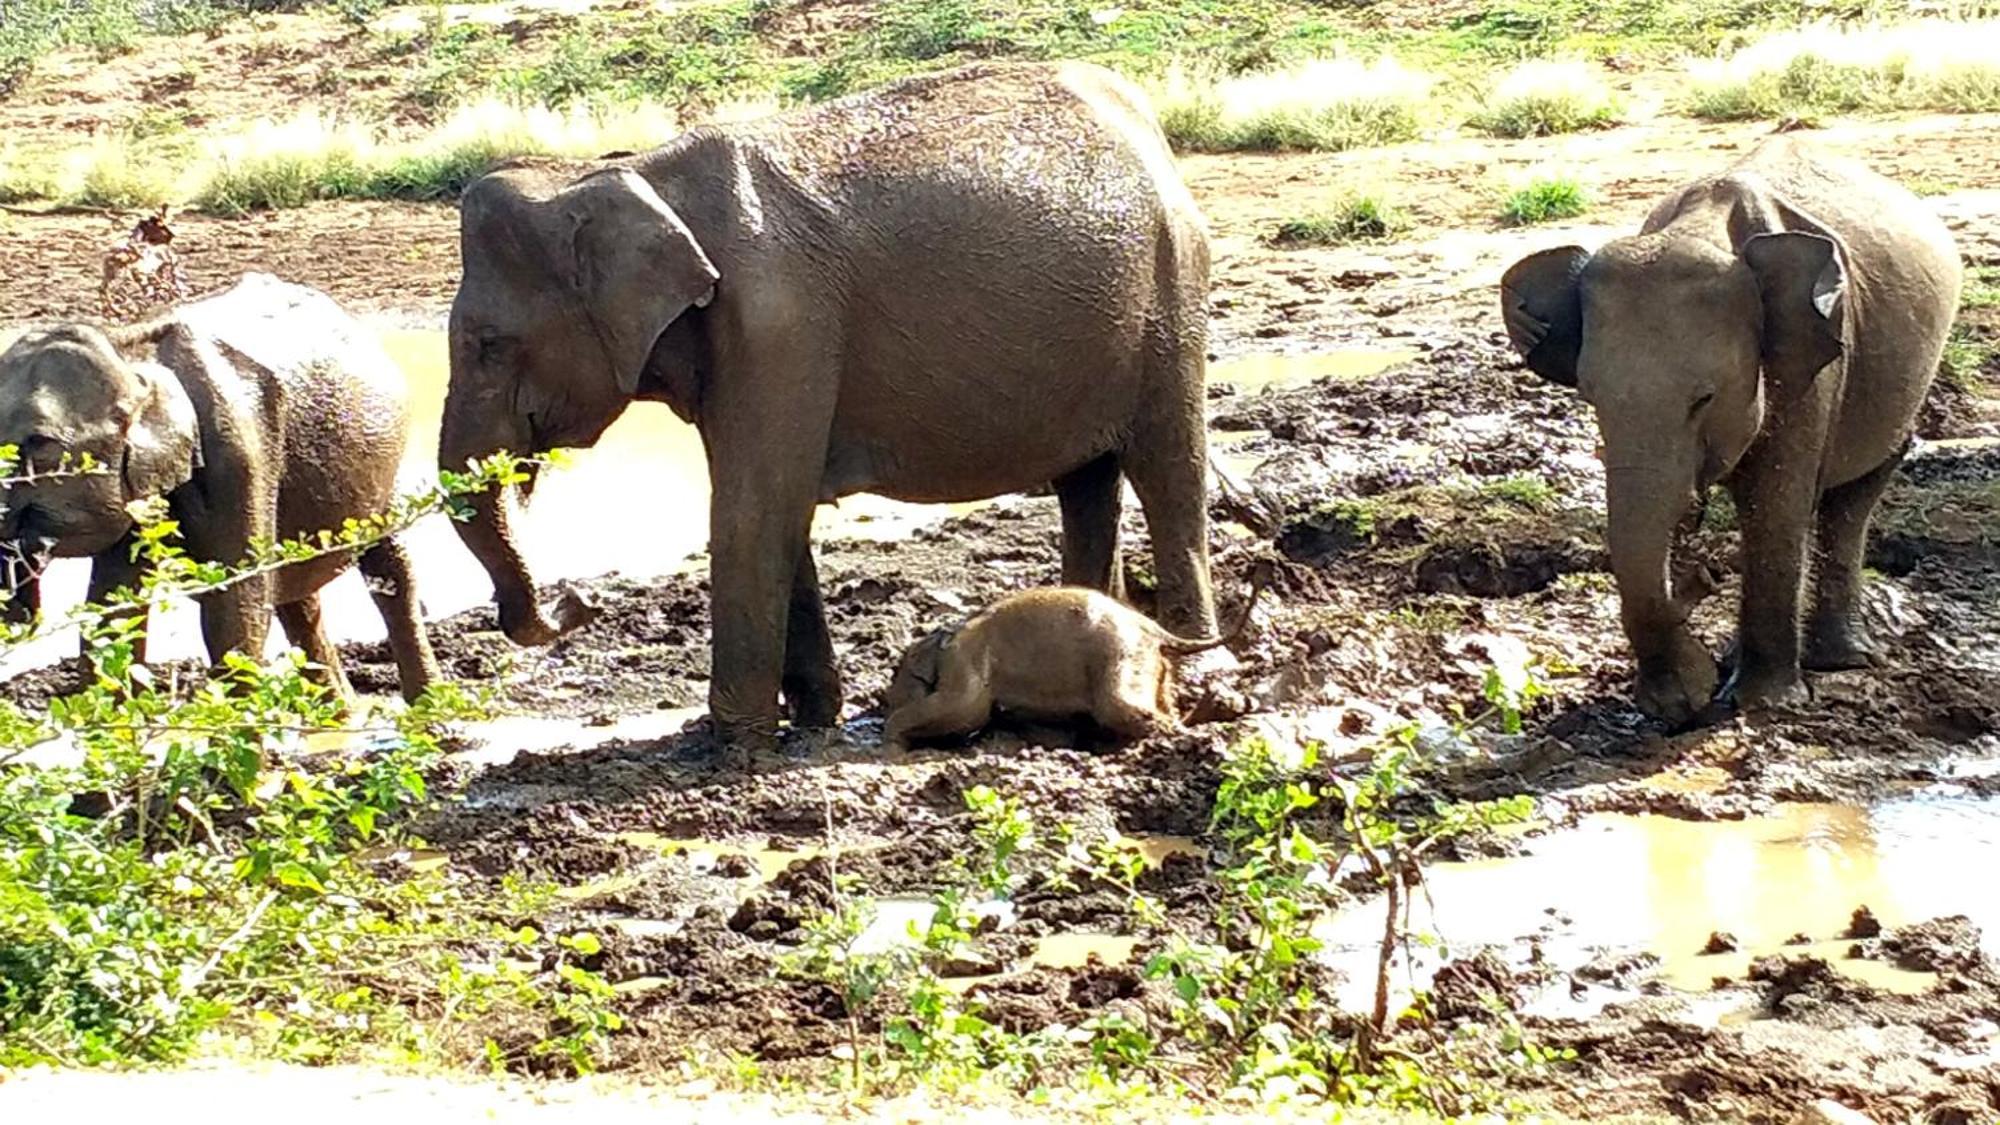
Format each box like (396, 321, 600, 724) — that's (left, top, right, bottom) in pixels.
(1272, 193, 1411, 245)
(1500, 176, 1590, 225)
(0, 451, 627, 1070)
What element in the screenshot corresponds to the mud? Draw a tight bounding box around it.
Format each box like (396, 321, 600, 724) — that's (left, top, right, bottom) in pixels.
(6, 80, 2000, 1123)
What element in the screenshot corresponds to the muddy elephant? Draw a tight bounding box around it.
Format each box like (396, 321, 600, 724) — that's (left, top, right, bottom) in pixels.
(439, 61, 1218, 751)
(1500, 137, 1962, 725)
(0, 273, 440, 702)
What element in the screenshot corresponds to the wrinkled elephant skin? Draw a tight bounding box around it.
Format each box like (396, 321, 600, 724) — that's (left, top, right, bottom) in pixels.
(0, 274, 443, 704)
(440, 61, 1218, 753)
(1499, 136, 1962, 725)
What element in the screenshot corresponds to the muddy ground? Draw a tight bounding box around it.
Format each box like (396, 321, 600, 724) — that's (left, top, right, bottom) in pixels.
(7, 101, 2000, 1121)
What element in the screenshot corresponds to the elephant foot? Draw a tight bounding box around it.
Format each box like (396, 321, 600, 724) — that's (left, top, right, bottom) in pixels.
(1804, 617, 1881, 672)
(781, 674, 845, 730)
(1718, 664, 1809, 716)
(714, 715, 780, 765)
(1633, 629, 1720, 729)
(498, 584, 599, 646)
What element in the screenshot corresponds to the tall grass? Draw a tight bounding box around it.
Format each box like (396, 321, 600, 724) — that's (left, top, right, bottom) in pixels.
(1154, 58, 1433, 153)
(1471, 59, 1622, 137)
(7, 99, 700, 214)
(1686, 18, 2000, 119)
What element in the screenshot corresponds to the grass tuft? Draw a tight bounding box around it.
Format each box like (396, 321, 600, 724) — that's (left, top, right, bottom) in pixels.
(1155, 58, 1431, 153)
(1500, 175, 1590, 226)
(1272, 192, 1411, 245)
(1471, 59, 1622, 137)
(1686, 18, 2000, 120)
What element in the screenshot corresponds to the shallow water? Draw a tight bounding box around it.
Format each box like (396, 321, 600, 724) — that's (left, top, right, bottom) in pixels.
(1316, 793, 2000, 1012)
(1209, 348, 1419, 394)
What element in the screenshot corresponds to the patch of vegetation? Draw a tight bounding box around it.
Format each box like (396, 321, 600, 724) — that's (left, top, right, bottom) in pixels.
(1939, 325, 1995, 393)
(1478, 473, 1559, 511)
(781, 677, 1562, 1106)
(0, 451, 629, 1071)
(1500, 175, 1590, 225)
(1470, 59, 1622, 137)
(1685, 19, 2000, 121)
(1273, 192, 1411, 245)
(1155, 58, 1429, 153)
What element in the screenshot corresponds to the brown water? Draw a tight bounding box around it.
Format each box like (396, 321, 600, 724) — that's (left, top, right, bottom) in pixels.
(1208, 348, 1419, 394)
(1315, 795, 2000, 1012)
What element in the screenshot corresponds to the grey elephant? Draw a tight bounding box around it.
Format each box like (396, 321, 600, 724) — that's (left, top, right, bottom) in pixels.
(1500, 136, 1962, 725)
(438, 60, 1218, 751)
(0, 273, 440, 702)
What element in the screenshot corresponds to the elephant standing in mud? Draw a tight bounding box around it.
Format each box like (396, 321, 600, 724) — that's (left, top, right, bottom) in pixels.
(0, 274, 441, 702)
(1500, 137, 1962, 725)
(438, 61, 1218, 753)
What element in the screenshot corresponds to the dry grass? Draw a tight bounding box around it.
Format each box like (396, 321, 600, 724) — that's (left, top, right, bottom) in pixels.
(1470, 59, 1623, 138)
(1153, 57, 1434, 153)
(3, 98, 712, 214)
(1686, 18, 2000, 119)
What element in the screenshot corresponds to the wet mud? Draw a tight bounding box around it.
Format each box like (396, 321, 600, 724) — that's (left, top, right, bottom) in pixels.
(7, 109, 2000, 1122)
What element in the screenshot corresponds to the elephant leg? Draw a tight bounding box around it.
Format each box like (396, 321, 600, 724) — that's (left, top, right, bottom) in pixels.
(1723, 462, 1819, 713)
(702, 324, 838, 755)
(1806, 448, 1903, 671)
(1091, 671, 1174, 742)
(276, 592, 354, 705)
(1054, 452, 1124, 598)
(1123, 406, 1217, 637)
(782, 543, 843, 728)
(86, 533, 151, 661)
(360, 537, 442, 703)
(196, 569, 275, 683)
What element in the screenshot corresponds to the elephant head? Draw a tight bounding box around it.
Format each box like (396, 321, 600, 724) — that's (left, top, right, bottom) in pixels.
(441, 165, 719, 645)
(1499, 180, 1846, 724)
(0, 326, 201, 620)
(882, 629, 952, 717)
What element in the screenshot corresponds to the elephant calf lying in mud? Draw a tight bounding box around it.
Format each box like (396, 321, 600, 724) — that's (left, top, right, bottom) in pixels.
(1500, 136, 1962, 726)
(879, 564, 1272, 753)
(0, 273, 440, 703)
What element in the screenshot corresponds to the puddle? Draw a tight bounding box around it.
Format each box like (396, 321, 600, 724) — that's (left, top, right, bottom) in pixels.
(616, 833, 836, 886)
(1316, 796, 2000, 1013)
(1032, 932, 1140, 970)
(1210, 348, 1419, 394)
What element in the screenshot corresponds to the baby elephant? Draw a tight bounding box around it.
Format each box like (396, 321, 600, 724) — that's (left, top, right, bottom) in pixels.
(881, 564, 1272, 752)
(0, 273, 439, 702)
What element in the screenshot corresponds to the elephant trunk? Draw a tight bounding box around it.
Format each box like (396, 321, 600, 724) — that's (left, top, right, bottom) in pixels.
(0, 534, 54, 626)
(1605, 466, 1719, 723)
(439, 392, 594, 647)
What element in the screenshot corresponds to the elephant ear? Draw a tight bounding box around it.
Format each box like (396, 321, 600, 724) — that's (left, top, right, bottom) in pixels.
(121, 357, 202, 503)
(562, 169, 720, 397)
(1742, 230, 1846, 384)
(1500, 246, 1591, 387)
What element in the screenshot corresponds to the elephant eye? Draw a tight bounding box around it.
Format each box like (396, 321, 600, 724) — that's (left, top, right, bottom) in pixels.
(1688, 391, 1716, 419)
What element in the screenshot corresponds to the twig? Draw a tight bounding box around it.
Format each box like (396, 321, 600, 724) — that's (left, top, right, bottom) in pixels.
(184, 888, 280, 996)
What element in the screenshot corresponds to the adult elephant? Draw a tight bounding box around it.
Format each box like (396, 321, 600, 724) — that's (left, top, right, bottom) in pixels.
(440, 61, 1217, 752)
(1499, 137, 1961, 726)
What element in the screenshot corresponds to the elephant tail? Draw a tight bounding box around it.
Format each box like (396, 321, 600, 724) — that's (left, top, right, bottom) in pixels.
(1158, 558, 1276, 657)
